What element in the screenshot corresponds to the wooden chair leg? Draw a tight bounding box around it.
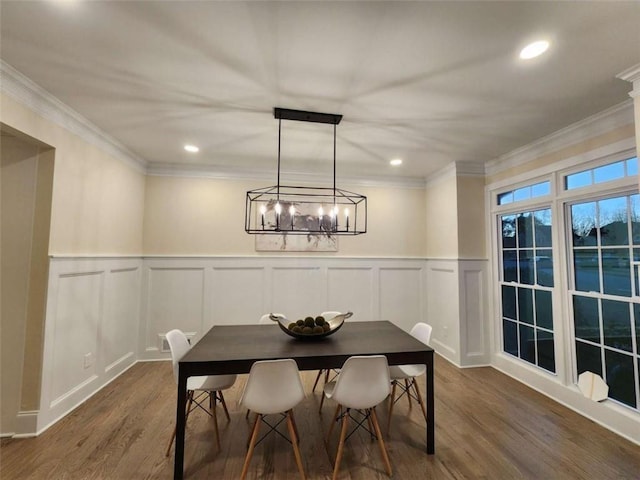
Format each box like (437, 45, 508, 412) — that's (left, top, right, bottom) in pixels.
(211, 392, 220, 451)
(240, 414, 261, 480)
(332, 408, 350, 480)
(387, 381, 397, 434)
(287, 411, 306, 480)
(326, 404, 341, 444)
(312, 370, 324, 392)
(219, 391, 231, 422)
(319, 391, 326, 413)
(366, 412, 375, 440)
(290, 410, 300, 443)
(412, 378, 428, 422)
(370, 407, 392, 476)
(165, 424, 177, 457)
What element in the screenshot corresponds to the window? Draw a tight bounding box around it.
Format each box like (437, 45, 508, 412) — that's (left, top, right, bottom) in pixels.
(497, 181, 551, 205)
(565, 157, 638, 190)
(500, 208, 555, 373)
(569, 194, 640, 409)
(492, 149, 639, 414)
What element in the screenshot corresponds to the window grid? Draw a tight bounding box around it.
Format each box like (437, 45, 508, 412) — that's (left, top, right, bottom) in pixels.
(497, 180, 551, 206)
(569, 192, 640, 409)
(500, 208, 555, 373)
(564, 157, 638, 191)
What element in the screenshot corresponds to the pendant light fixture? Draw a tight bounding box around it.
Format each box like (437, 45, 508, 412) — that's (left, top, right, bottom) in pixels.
(245, 108, 367, 235)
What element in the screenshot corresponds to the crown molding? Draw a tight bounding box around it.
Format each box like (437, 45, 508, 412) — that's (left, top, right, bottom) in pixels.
(0, 60, 147, 173)
(423, 160, 484, 186)
(455, 161, 485, 177)
(617, 63, 640, 98)
(147, 162, 427, 189)
(485, 100, 634, 177)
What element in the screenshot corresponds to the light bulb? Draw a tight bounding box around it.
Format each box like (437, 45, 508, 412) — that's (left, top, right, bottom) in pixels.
(289, 205, 295, 215)
(275, 203, 282, 214)
(318, 207, 324, 216)
(260, 205, 267, 215)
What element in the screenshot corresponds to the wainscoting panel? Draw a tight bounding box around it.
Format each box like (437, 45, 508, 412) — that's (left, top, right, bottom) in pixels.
(139, 257, 430, 360)
(38, 257, 140, 435)
(271, 267, 324, 319)
(145, 267, 205, 349)
(426, 261, 460, 364)
(459, 261, 489, 366)
(379, 267, 423, 333)
(211, 267, 265, 325)
(103, 267, 140, 372)
(326, 267, 374, 320)
(50, 271, 102, 405)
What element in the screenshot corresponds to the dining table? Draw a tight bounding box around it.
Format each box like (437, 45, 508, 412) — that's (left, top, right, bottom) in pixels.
(173, 319, 435, 479)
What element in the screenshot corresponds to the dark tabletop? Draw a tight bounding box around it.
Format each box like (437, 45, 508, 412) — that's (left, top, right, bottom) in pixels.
(179, 320, 433, 375)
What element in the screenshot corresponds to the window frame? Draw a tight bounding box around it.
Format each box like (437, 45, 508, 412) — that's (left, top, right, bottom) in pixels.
(489, 147, 640, 411)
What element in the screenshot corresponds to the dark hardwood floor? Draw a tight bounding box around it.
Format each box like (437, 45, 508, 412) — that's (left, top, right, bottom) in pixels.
(1, 355, 639, 479)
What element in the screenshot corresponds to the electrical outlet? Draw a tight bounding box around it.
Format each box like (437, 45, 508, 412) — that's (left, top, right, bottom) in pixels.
(83, 352, 94, 369)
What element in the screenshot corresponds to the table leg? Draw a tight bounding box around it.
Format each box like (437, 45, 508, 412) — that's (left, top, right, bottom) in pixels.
(174, 371, 188, 479)
(426, 352, 434, 454)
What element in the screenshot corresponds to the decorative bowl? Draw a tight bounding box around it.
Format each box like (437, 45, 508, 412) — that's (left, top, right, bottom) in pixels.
(271, 312, 352, 340)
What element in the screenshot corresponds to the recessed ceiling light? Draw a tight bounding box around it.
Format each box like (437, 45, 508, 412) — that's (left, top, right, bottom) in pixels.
(184, 144, 199, 153)
(390, 158, 403, 166)
(520, 40, 550, 60)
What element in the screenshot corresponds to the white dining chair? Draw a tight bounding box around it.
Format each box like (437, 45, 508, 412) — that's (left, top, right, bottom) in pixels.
(386, 322, 432, 433)
(323, 355, 392, 479)
(239, 359, 306, 480)
(312, 311, 345, 395)
(164, 329, 237, 456)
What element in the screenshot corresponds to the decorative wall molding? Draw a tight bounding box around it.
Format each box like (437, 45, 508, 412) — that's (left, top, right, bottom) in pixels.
(147, 162, 427, 189)
(485, 100, 634, 176)
(0, 61, 147, 173)
(38, 257, 141, 434)
(617, 63, 640, 98)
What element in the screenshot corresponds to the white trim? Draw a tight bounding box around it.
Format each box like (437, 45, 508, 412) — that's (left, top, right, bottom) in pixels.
(147, 162, 427, 189)
(1, 60, 147, 173)
(617, 63, 640, 98)
(486, 101, 634, 176)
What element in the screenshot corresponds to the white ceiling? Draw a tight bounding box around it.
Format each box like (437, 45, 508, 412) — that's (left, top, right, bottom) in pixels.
(1, 1, 639, 181)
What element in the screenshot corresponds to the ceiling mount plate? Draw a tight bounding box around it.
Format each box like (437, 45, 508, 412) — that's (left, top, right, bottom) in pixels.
(274, 107, 342, 125)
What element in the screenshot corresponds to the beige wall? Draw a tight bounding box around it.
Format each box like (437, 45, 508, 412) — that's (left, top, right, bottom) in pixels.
(424, 174, 458, 258)
(1, 134, 52, 431)
(457, 175, 486, 259)
(143, 175, 427, 257)
(0, 94, 146, 255)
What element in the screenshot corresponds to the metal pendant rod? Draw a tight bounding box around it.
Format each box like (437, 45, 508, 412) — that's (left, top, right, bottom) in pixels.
(277, 117, 281, 201)
(333, 123, 337, 201)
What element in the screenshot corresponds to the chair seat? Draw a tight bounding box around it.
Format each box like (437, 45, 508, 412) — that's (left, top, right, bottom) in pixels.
(389, 364, 425, 380)
(188, 374, 237, 391)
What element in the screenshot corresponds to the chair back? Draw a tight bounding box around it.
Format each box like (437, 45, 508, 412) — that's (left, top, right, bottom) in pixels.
(411, 322, 432, 345)
(166, 329, 191, 384)
(240, 359, 305, 415)
(331, 355, 390, 410)
(259, 313, 287, 324)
